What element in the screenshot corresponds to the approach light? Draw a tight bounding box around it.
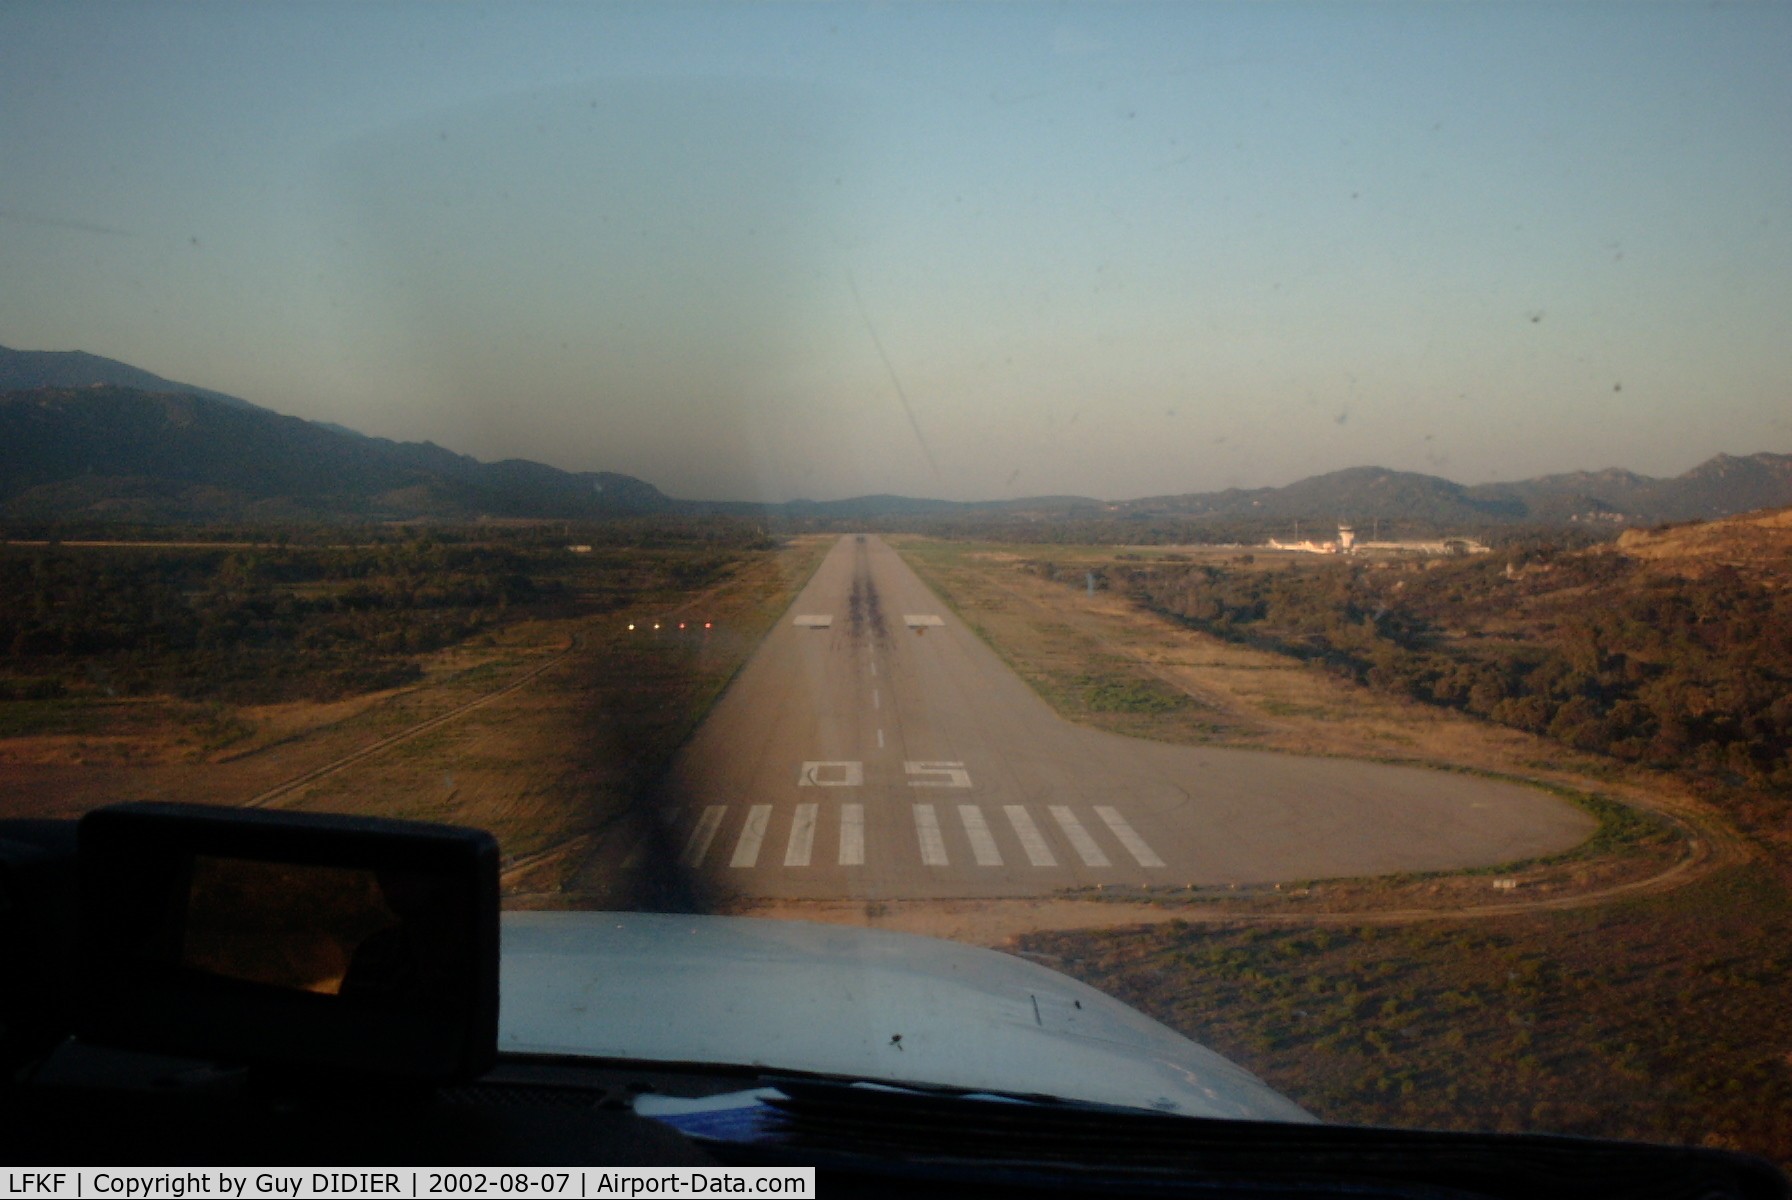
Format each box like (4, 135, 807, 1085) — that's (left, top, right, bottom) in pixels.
(679, 622, 686, 629)
(705, 622, 712, 629)
(627, 624, 635, 631)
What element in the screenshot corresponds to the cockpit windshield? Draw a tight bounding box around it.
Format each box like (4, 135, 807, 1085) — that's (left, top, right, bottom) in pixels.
(3, 0, 1791, 1172)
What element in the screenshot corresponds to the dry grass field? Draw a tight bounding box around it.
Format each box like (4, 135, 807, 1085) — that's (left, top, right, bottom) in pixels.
(1015, 864, 1792, 1166)
(0, 535, 832, 899)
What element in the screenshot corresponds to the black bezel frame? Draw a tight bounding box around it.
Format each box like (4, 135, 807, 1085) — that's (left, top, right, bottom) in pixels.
(78, 802, 499, 1083)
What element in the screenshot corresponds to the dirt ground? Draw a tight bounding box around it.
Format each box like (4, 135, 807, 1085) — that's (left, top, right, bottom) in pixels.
(0, 620, 574, 821)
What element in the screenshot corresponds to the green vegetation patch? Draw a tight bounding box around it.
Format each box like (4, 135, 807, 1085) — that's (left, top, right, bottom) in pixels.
(0, 697, 111, 739)
(1258, 699, 1335, 719)
(1547, 783, 1670, 861)
(898, 542, 1256, 748)
(1081, 674, 1190, 713)
(0, 522, 774, 707)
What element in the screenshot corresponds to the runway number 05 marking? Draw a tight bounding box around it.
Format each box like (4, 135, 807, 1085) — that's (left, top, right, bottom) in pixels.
(799, 761, 864, 786)
(905, 761, 972, 787)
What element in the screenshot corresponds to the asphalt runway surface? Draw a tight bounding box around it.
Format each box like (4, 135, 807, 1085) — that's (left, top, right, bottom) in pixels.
(578, 535, 1596, 901)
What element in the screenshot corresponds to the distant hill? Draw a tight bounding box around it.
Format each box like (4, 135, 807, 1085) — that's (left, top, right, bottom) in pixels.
(1114, 457, 1792, 528)
(4, 384, 1786, 527)
(0, 387, 672, 522)
(731, 455, 1792, 529)
(0, 343, 278, 417)
(0, 342, 365, 436)
(691, 492, 1107, 520)
(3, 343, 1788, 527)
(1121, 467, 1524, 525)
(1465, 455, 1792, 524)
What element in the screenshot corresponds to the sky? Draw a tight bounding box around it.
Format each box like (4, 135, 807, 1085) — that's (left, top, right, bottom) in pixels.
(2, 2, 1790, 504)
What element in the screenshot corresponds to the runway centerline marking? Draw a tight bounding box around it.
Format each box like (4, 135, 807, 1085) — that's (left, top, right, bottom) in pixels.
(839, 803, 865, 866)
(731, 804, 773, 867)
(877, 729, 885, 748)
(682, 807, 726, 868)
(785, 803, 819, 866)
(800, 761, 863, 787)
(1004, 806, 1057, 867)
(906, 761, 972, 787)
(913, 805, 949, 866)
(959, 805, 1003, 866)
(1096, 806, 1167, 868)
(873, 689, 880, 710)
(1050, 806, 1111, 867)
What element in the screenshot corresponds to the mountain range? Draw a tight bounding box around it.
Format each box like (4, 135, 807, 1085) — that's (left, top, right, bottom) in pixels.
(2, 343, 1788, 527)
(1112, 457, 1792, 528)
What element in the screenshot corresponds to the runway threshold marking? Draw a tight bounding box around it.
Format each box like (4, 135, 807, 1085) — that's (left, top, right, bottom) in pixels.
(958, 805, 1003, 866)
(682, 807, 726, 867)
(731, 804, 773, 867)
(672, 803, 1162, 872)
(913, 804, 950, 866)
(1096, 806, 1166, 867)
(839, 803, 865, 865)
(1050, 806, 1111, 867)
(1004, 805, 1058, 866)
(785, 803, 819, 866)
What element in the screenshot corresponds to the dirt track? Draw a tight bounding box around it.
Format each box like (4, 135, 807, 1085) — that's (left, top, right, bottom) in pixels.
(246, 637, 578, 811)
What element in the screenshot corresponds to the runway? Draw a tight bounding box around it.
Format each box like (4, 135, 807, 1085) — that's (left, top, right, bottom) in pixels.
(581, 535, 1595, 900)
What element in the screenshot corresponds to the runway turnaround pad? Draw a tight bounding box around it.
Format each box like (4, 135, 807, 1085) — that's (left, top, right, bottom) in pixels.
(584, 536, 1596, 901)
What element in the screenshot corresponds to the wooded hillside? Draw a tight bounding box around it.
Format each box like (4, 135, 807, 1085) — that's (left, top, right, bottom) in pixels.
(1031, 510, 1792, 857)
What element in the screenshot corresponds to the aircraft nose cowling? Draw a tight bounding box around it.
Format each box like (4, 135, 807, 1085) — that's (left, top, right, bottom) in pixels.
(496, 911, 1315, 1123)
